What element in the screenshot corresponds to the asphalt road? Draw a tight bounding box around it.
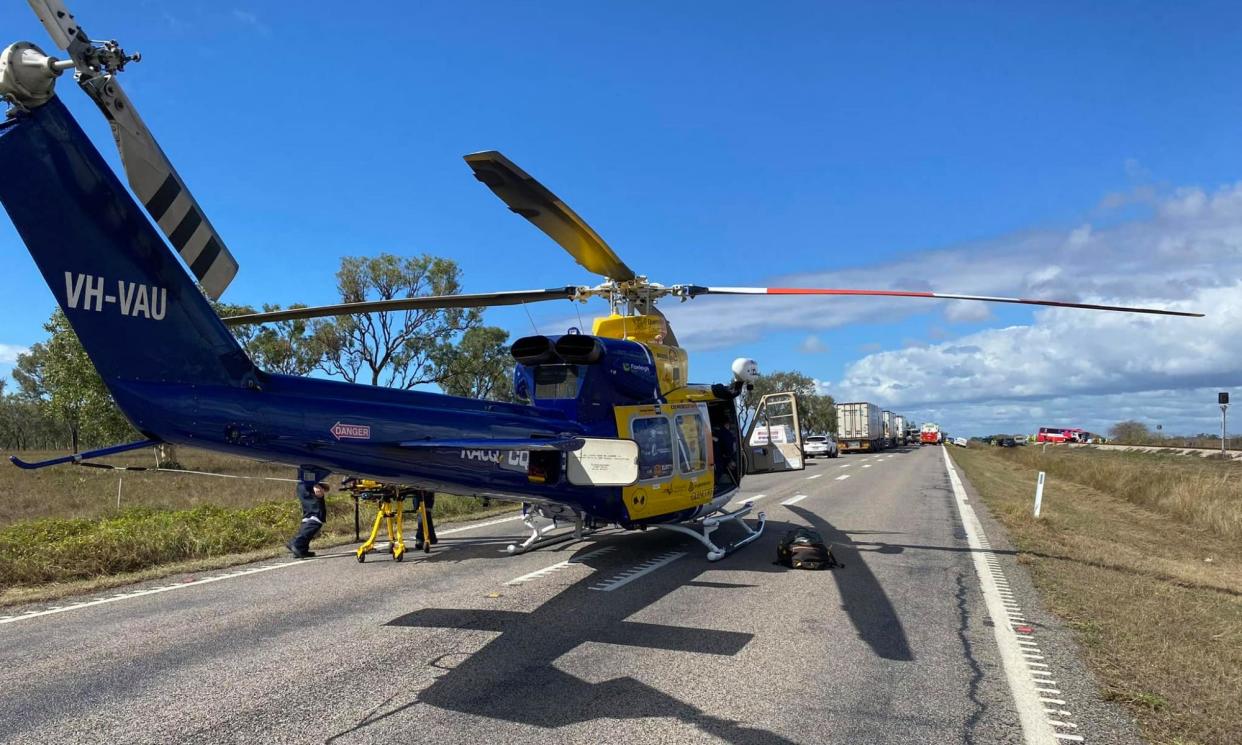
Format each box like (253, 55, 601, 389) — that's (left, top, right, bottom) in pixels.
(0, 446, 1142, 744)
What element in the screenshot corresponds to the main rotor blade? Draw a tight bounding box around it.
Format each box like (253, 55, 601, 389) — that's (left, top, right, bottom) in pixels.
(221, 287, 582, 326)
(464, 151, 636, 281)
(684, 286, 1204, 317)
(28, 0, 240, 299)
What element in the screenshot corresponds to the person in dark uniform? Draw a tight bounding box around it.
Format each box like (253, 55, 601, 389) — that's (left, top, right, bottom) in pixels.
(287, 481, 327, 558)
(412, 488, 438, 546)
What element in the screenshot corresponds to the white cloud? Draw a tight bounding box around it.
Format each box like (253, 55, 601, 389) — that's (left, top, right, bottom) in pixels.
(799, 335, 827, 353)
(943, 300, 992, 323)
(0, 344, 27, 364)
(662, 181, 1242, 351)
(834, 280, 1239, 433)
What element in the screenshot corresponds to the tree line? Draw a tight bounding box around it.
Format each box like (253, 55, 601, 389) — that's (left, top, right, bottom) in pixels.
(0, 253, 515, 451)
(739, 370, 836, 437)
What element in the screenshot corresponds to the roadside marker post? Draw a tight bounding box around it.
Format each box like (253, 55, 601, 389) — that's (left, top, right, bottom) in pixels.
(1219, 392, 1230, 457)
(1034, 471, 1046, 518)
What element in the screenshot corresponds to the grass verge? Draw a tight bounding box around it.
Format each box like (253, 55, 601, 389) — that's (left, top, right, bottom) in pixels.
(0, 498, 518, 607)
(950, 446, 1241, 745)
(0, 447, 514, 603)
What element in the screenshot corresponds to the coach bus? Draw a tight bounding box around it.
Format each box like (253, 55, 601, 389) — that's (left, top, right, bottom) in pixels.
(1036, 427, 1088, 443)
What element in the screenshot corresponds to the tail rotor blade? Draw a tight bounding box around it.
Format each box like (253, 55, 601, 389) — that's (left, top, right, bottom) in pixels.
(25, 0, 240, 299)
(86, 77, 239, 298)
(684, 286, 1204, 318)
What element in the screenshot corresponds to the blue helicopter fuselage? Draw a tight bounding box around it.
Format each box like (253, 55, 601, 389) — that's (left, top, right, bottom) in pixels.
(0, 96, 709, 527)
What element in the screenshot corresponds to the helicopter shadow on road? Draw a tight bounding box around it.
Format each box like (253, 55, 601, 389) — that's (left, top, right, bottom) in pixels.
(785, 505, 914, 663)
(337, 528, 801, 744)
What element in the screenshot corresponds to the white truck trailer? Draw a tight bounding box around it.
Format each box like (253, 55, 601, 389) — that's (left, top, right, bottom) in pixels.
(836, 402, 885, 453)
(893, 415, 907, 446)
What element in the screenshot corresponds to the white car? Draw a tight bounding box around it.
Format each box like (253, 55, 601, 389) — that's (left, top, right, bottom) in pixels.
(804, 435, 839, 458)
(953, 437, 969, 447)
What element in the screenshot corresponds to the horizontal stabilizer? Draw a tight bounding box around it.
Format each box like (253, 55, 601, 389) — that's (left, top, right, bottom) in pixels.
(399, 437, 585, 452)
(9, 439, 159, 470)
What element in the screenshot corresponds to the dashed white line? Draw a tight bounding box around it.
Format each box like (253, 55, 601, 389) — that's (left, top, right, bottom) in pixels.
(835, 474, 851, 481)
(780, 494, 808, 506)
(862, 464, 872, 468)
(806, 474, 823, 480)
(590, 551, 685, 592)
(505, 546, 615, 586)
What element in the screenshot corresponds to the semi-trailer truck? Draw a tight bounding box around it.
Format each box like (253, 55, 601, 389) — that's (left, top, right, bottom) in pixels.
(920, 422, 943, 445)
(893, 415, 907, 446)
(836, 402, 886, 452)
(881, 410, 896, 449)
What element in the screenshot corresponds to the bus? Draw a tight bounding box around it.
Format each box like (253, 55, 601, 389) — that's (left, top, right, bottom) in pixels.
(1036, 427, 1088, 443)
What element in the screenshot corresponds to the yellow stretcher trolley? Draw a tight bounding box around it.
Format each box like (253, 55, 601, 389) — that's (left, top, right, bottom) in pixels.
(346, 479, 433, 562)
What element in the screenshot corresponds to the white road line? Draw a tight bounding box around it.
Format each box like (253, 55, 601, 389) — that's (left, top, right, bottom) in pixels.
(438, 514, 524, 536)
(835, 474, 851, 481)
(590, 551, 685, 592)
(505, 546, 615, 586)
(943, 447, 1059, 745)
(806, 474, 823, 480)
(1053, 735, 1084, 742)
(2, 512, 531, 627)
(839, 463, 851, 468)
(862, 464, 872, 468)
(0, 560, 309, 626)
(781, 494, 808, 506)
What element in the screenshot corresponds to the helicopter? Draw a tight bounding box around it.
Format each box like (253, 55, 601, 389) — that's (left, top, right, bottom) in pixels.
(0, 0, 1202, 560)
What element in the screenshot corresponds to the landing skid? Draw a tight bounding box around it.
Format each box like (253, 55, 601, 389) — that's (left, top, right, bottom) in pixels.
(654, 502, 766, 561)
(506, 508, 600, 555)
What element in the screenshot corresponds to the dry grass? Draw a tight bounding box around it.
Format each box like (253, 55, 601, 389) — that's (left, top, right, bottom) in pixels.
(951, 446, 1241, 745)
(0, 448, 299, 526)
(995, 444, 1242, 542)
(0, 446, 510, 596)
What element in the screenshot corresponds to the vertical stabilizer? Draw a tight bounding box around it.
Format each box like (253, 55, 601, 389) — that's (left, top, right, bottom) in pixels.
(0, 97, 255, 416)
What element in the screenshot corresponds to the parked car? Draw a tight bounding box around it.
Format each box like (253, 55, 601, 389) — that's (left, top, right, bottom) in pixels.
(804, 435, 839, 459)
(999, 438, 1017, 448)
(953, 437, 969, 447)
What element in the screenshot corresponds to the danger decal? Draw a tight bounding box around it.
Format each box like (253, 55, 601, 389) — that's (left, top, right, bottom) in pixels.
(331, 422, 371, 440)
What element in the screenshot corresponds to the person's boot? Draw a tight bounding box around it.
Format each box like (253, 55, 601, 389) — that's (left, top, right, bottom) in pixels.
(286, 540, 314, 559)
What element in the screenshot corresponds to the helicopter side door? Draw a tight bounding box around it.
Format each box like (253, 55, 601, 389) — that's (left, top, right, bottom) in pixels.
(615, 402, 716, 521)
(742, 392, 805, 474)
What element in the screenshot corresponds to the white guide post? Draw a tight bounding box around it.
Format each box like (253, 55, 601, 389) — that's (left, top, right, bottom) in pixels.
(1033, 471, 1045, 518)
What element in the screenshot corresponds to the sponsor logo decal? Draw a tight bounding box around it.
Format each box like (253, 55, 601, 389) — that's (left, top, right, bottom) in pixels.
(330, 422, 371, 440)
(460, 449, 529, 471)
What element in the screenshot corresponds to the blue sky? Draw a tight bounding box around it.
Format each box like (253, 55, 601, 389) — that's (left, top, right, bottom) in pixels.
(2, 1, 1241, 436)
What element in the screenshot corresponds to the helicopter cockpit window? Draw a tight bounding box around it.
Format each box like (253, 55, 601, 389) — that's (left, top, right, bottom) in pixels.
(674, 413, 707, 474)
(632, 416, 674, 481)
(534, 365, 579, 399)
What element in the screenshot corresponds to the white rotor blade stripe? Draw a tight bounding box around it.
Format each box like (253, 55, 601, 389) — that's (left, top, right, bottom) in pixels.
(689, 287, 1203, 317)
